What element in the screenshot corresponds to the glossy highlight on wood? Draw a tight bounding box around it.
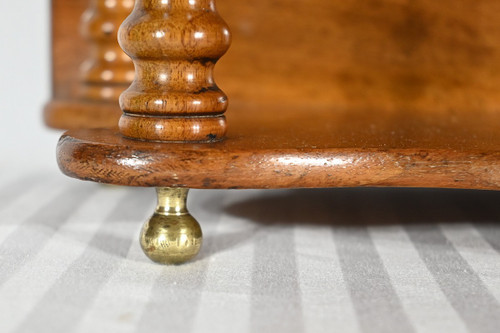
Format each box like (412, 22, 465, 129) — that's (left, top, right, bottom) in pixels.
(55, 0, 500, 265)
(56, 0, 500, 189)
(57, 103, 500, 191)
(49, 0, 500, 118)
(117, 0, 231, 142)
(54, 0, 500, 189)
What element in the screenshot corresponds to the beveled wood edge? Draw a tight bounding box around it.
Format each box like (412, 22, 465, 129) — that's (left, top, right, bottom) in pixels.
(56, 130, 500, 191)
(44, 100, 121, 130)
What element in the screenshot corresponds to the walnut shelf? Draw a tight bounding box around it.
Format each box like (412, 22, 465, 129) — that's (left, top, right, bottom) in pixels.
(58, 102, 500, 191)
(54, 0, 500, 264)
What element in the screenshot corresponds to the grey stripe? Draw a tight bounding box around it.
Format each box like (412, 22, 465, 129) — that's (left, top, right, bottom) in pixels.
(452, 190, 500, 255)
(0, 184, 96, 286)
(332, 190, 415, 333)
(475, 224, 500, 254)
(0, 172, 50, 211)
(250, 190, 304, 333)
(251, 227, 304, 333)
(135, 263, 209, 333)
(388, 190, 500, 333)
(14, 188, 153, 333)
(135, 190, 224, 333)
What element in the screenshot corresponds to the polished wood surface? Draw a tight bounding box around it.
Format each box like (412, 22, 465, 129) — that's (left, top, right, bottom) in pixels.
(50, 0, 87, 101)
(216, 0, 500, 113)
(56, 0, 500, 191)
(54, 0, 500, 267)
(118, 0, 231, 142)
(79, 0, 134, 101)
(45, 0, 133, 129)
(58, 102, 500, 190)
(44, 100, 121, 129)
(49, 0, 500, 114)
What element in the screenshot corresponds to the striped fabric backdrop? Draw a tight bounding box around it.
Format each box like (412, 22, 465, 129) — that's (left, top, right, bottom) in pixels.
(0, 169, 499, 333)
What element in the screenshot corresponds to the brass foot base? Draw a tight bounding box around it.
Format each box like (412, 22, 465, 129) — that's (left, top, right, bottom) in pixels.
(140, 188, 202, 265)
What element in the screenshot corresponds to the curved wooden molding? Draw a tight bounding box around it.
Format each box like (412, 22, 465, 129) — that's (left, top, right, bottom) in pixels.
(118, 0, 231, 142)
(57, 104, 500, 190)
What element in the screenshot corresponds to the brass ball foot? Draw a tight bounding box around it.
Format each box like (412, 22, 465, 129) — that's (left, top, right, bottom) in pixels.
(140, 188, 202, 265)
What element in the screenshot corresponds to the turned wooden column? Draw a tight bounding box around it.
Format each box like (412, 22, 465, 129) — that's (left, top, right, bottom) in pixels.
(44, 0, 134, 129)
(118, 0, 231, 142)
(79, 0, 135, 102)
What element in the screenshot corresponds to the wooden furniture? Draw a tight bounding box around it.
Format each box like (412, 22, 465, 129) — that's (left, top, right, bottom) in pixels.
(44, 0, 133, 129)
(55, 0, 500, 264)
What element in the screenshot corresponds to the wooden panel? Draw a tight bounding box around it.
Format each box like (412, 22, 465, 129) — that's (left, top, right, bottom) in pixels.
(52, 0, 500, 114)
(51, 0, 88, 100)
(216, 0, 500, 113)
(48, 0, 132, 130)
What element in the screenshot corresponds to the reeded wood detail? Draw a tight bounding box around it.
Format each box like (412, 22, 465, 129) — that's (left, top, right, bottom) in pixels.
(79, 0, 135, 101)
(118, 0, 231, 142)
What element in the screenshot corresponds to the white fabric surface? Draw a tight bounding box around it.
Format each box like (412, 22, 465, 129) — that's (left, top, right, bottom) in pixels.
(0, 169, 500, 333)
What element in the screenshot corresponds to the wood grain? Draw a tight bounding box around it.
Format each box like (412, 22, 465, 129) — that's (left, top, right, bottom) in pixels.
(55, 0, 500, 191)
(78, 0, 134, 101)
(45, 0, 133, 129)
(44, 100, 120, 130)
(49, 0, 500, 114)
(117, 0, 231, 142)
(57, 102, 500, 190)
(216, 0, 500, 114)
(50, 0, 88, 101)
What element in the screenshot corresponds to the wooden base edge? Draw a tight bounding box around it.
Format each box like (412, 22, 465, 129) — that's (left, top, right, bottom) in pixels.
(44, 99, 121, 130)
(56, 129, 500, 191)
